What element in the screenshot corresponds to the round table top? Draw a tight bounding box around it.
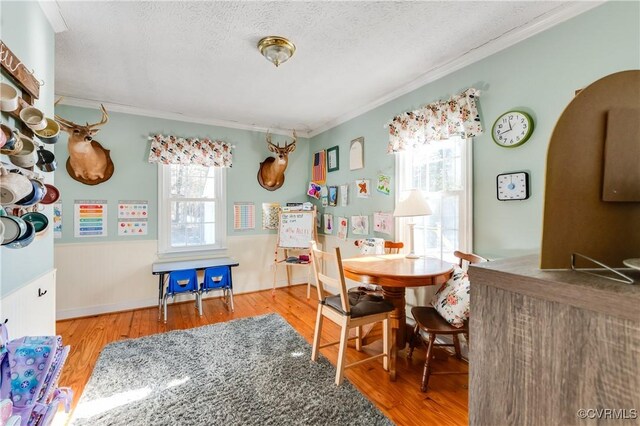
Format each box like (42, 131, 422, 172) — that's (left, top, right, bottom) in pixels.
(342, 254, 454, 287)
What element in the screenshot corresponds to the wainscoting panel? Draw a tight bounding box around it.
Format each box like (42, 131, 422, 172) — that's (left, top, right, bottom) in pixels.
(55, 235, 309, 319)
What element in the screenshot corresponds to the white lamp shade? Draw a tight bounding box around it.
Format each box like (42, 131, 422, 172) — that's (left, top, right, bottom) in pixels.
(393, 189, 432, 217)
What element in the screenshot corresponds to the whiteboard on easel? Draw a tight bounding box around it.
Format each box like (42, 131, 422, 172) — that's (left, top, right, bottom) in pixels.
(278, 211, 314, 248)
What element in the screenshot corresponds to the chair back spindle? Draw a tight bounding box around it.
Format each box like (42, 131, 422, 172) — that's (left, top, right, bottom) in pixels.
(310, 241, 350, 315)
(384, 241, 404, 254)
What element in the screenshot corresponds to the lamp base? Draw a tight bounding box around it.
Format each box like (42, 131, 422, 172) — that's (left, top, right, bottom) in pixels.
(405, 253, 420, 259)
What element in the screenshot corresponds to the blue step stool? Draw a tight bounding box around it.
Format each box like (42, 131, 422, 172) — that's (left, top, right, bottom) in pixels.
(164, 269, 201, 322)
(201, 266, 234, 312)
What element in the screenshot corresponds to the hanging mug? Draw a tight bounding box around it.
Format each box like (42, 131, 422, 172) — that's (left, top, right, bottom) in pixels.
(0, 167, 33, 206)
(9, 135, 37, 168)
(0, 125, 19, 151)
(15, 178, 47, 207)
(36, 146, 57, 172)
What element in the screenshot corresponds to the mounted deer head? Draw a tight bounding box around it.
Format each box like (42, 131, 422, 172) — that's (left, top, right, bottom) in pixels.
(257, 130, 296, 191)
(54, 98, 114, 185)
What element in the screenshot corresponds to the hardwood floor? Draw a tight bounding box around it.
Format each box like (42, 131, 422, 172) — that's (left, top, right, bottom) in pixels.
(56, 285, 468, 425)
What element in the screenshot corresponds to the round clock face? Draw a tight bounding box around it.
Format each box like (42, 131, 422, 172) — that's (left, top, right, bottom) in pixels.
(492, 111, 534, 147)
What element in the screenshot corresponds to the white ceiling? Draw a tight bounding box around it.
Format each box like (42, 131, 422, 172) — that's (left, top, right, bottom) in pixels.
(53, 1, 589, 136)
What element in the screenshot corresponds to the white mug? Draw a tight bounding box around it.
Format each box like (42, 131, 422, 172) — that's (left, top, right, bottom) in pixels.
(9, 136, 37, 168)
(20, 106, 47, 131)
(0, 167, 33, 205)
(0, 83, 19, 112)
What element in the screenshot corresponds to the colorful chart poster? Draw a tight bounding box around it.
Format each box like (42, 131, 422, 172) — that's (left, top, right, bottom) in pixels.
(53, 202, 62, 239)
(118, 219, 148, 236)
(118, 200, 149, 219)
(262, 202, 280, 230)
(234, 202, 255, 230)
(74, 200, 107, 237)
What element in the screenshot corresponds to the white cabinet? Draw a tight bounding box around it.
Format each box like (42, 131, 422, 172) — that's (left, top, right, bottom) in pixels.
(0, 269, 56, 338)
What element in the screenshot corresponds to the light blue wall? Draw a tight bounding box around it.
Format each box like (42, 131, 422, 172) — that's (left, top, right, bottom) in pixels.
(1, 1, 55, 296)
(53, 105, 310, 243)
(309, 1, 640, 258)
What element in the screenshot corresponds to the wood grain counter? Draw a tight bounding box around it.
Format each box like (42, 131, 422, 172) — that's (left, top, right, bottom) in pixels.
(468, 255, 639, 425)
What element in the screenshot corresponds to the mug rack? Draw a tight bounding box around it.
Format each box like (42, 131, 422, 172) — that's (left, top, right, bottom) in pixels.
(1, 40, 53, 244)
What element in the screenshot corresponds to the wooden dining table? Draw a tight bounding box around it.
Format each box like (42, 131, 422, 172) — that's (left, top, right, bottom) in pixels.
(341, 254, 454, 380)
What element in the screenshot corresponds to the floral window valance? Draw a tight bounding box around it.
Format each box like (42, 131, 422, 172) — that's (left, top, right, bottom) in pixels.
(386, 88, 483, 153)
(148, 134, 233, 168)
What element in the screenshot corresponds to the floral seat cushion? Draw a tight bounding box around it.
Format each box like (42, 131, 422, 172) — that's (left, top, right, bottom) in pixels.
(430, 265, 470, 328)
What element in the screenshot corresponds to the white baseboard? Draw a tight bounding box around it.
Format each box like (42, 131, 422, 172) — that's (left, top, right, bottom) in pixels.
(55, 277, 306, 320)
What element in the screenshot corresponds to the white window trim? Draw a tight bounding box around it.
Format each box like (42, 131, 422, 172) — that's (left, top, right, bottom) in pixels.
(157, 164, 227, 257)
(394, 138, 473, 258)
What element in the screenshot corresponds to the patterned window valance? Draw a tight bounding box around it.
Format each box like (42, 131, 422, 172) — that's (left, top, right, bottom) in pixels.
(386, 88, 483, 153)
(148, 134, 233, 167)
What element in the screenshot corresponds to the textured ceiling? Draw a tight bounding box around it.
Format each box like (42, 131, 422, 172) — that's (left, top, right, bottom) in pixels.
(55, 1, 569, 134)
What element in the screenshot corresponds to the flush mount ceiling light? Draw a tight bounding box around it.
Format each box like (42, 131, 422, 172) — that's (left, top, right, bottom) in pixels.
(257, 36, 296, 67)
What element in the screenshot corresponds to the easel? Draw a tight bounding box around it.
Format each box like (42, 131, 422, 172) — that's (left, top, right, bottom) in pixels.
(272, 207, 317, 298)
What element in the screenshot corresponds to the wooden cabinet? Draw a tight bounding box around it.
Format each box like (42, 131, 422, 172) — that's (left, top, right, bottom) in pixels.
(468, 256, 639, 425)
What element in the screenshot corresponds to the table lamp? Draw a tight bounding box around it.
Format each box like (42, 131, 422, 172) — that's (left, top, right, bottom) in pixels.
(393, 189, 432, 258)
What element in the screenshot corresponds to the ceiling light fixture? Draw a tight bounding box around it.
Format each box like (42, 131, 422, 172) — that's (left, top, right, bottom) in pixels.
(257, 36, 296, 67)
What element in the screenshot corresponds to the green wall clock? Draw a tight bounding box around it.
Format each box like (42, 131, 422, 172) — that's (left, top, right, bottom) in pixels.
(492, 111, 534, 147)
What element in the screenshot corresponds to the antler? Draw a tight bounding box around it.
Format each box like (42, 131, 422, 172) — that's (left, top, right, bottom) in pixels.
(285, 129, 297, 148)
(53, 96, 76, 128)
(266, 130, 280, 148)
(88, 104, 109, 129)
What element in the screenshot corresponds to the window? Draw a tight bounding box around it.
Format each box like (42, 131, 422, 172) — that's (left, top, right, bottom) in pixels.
(396, 137, 472, 263)
(158, 164, 226, 254)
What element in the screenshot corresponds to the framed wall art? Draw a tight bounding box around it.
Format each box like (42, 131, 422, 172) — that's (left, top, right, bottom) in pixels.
(327, 145, 339, 172)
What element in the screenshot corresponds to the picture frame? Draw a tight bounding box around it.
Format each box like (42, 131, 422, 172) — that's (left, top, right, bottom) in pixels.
(349, 137, 364, 170)
(328, 186, 338, 206)
(327, 145, 339, 172)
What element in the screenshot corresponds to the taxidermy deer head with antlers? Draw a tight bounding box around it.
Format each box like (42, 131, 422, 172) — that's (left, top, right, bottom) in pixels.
(54, 98, 114, 185)
(257, 130, 296, 191)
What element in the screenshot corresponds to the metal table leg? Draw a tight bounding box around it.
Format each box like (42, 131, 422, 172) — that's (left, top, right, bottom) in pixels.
(158, 273, 165, 321)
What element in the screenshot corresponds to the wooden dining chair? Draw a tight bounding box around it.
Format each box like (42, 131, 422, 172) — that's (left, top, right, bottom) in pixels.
(310, 241, 394, 385)
(408, 250, 487, 392)
(384, 241, 404, 254)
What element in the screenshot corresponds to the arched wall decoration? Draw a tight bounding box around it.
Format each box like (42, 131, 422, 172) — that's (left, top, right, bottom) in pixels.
(541, 70, 640, 269)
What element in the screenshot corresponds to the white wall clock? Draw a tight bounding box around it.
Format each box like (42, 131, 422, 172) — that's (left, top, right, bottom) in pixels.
(497, 171, 530, 201)
(492, 111, 534, 147)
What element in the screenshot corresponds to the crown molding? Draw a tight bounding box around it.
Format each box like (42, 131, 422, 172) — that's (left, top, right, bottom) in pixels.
(54, 95, 309, 138)
(307, 1, 606, 138)
(38, 1, 69, 33)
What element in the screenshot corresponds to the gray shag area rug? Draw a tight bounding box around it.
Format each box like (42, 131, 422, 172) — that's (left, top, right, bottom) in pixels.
(71, 313, 393, 426)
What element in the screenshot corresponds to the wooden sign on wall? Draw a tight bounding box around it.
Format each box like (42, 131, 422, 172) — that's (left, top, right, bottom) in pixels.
(0, 40, 40, 99)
